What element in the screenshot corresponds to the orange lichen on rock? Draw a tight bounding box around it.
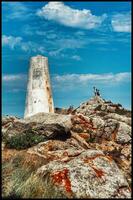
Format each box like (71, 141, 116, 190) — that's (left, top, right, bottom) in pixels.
(51, 168, 72, 194)
(63, 151, 69, 156)
(77, 115, 97, 131)
(47, 154, 60, 162)
(84, 154, 113, 164)
(91, 166, 105, 178)
(111, 128, 118, 141)
(79, 133, 90, 139)
(48, 144, 54, 151)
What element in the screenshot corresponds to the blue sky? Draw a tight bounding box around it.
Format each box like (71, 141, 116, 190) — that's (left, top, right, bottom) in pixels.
(2, 1, 131, 117)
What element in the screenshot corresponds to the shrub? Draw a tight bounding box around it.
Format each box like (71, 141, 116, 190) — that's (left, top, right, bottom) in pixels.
(87, 137, 95, 143)
(4, 132, 46, 150)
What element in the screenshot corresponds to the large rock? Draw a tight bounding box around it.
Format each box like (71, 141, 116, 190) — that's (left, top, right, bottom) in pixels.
(88, 141, 131, 186)
(103, 113, 131, 126)
(24, 112, 72, 131)
(71, 113, 131, 145)
(75, 96, 131, 118)
(30, 123, 71, 140)
(27, 139, 85, 163)
(116, 122, 131, 144)
(37, 149, 131, 198)
(2, 117, 26, 137)
(2, 113, 72, 141)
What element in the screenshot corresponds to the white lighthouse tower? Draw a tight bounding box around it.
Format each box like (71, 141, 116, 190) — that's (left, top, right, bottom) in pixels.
(24, 55, 54, 119)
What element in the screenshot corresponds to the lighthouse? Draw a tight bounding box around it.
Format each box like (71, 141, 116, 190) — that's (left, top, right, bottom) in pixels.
(24, 55, 54, 118)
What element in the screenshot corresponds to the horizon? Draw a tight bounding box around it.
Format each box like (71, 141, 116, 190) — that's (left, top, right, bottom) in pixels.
(2, 1, 131, 117)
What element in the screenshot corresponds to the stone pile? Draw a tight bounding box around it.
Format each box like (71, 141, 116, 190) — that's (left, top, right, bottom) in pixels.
(2, 96, 132, 198)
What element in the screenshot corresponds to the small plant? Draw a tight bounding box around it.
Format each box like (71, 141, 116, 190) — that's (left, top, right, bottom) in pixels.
(4, 132, 46, 150)
(87, 137, 95, 143)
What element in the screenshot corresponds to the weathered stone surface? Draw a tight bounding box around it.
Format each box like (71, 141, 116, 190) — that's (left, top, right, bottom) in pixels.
(87, 141, 131, 186)
(2, 113, 72, 141)
(2, 96, 131, 198)
(103, 113, 131, 126)
(76, 96, 131, 118)
(2, 116, 20, 125)
(116, 122, 131, 144)
(72, 106, 131, 145)
(30, 123, 71, 140)
(37, 149, 131, 198)
(2, 117, 26, 137)
(27, 139, 85, 164)
(24, 112, 72, 131)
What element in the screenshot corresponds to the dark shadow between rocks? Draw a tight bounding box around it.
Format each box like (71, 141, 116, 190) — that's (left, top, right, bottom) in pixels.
(34, 123, 71, 141)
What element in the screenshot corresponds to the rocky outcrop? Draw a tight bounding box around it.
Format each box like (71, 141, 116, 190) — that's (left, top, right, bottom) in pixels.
(2, 113, 72, 141)
(76, 96, 131, 118)
(2, 96, 131, 198)
(37, 149, 130, 198)
(24, 112, 72, 131)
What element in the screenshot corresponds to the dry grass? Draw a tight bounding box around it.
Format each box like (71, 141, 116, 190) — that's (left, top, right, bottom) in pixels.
(2, 151, 67, 198)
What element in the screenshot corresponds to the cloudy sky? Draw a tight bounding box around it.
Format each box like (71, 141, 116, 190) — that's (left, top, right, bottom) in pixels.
(2, 1, 131, 117)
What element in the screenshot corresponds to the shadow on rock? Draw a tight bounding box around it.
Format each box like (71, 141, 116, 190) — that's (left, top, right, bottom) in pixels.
(35, 123, 71, 141)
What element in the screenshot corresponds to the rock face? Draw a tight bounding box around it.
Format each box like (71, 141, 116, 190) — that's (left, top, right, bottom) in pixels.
(2, 96, 131, 198)
(24, 112, 72, 131)
(76, 96, 131, 118)
(37, 149, 130, 198)
(2, 114, 72, 144)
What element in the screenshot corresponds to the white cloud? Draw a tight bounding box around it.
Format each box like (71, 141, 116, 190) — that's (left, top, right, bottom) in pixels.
(47, 36, 87, 58)
(2, 74, 27, 82)
(37, 2, 107, 29)
(75, 31, 85, 36)
(58, 38, 86, 49)
(71, 55, 81, 61)
(111, 12, 131, 32)
(47, 37, 88, 57)
(2, 35, 22, 49)
(3, 2, 32, 20)
(49, 48, 64, 57)
(53, 72, 131, 89)
(20, 41, 46, 54)
(2, 74, 27, 94)
(23, 25, 34, 36)
(2, 35, 46, 54)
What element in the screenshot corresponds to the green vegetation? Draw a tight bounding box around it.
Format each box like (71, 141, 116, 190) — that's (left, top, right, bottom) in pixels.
(2, 154, 67, 199)
(3, 131, 46, 150)
(87, 137, 95, 143)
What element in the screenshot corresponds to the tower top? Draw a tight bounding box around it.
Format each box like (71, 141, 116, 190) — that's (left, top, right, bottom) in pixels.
(31, 55, 48, 60)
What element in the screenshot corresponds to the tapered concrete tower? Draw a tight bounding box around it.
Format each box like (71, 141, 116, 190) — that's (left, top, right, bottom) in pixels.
(24, 55, 54, 118)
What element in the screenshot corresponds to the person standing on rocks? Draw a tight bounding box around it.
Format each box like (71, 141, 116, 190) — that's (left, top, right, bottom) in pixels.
(93, 87, 97, 96)
(96, 89, 100, 96)
(93, 87, 100, 97)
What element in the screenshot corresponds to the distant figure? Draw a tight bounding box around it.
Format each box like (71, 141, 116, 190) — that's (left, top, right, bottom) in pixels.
(93, 86, 97, 96)
(96, 89, 100, 96)
(93, 87, 101, 96)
